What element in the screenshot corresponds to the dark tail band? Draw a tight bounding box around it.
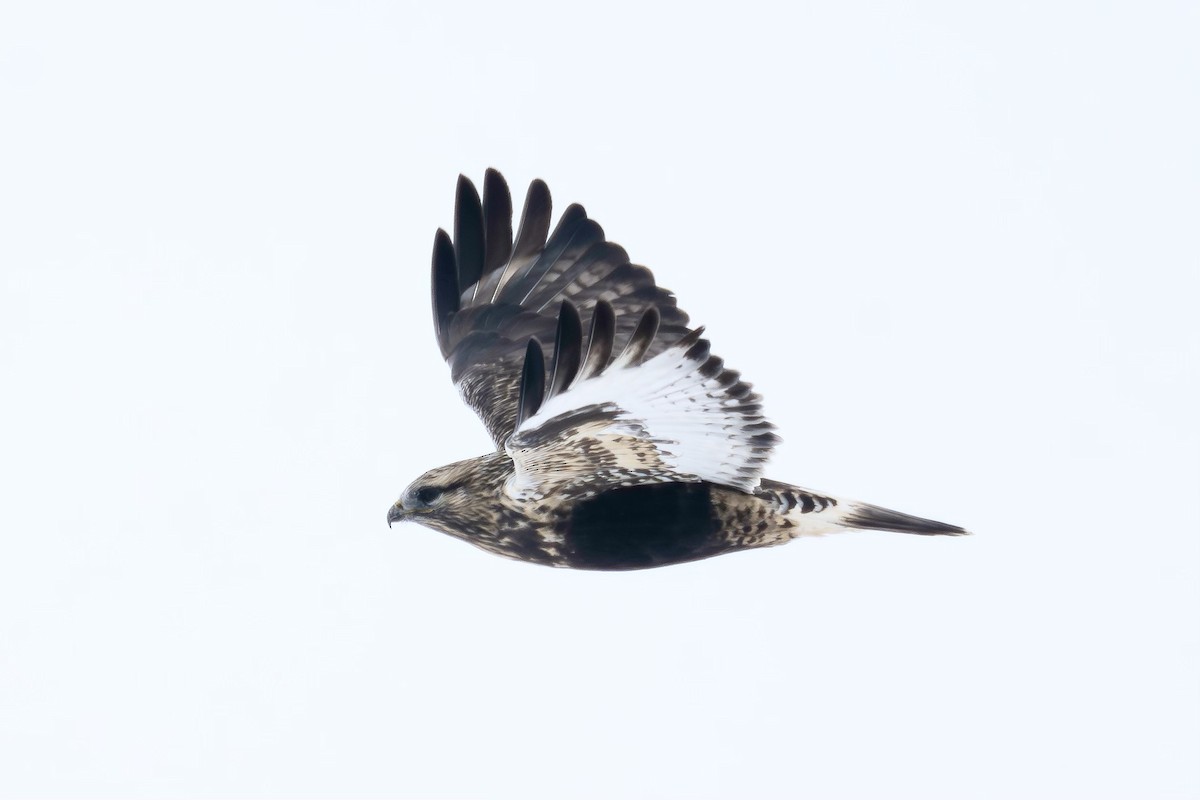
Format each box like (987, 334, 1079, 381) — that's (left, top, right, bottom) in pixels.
(842, 503, 968, 536)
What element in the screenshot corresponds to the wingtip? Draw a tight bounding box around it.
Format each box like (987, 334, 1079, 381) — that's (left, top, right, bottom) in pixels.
(481, 168, 514, 276)
(431, 228, 460, 356)
(453, 174, 486, 297)
(511, 179, 553, 261)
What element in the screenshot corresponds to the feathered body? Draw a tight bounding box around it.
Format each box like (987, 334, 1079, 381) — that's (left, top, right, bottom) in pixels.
(389, 170, 966, 570)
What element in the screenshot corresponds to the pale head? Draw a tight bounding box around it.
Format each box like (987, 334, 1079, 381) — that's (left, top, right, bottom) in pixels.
(387, 451, 513, 542)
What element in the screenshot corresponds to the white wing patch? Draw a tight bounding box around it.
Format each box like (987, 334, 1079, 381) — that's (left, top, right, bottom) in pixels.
(504, 332, 777, 501)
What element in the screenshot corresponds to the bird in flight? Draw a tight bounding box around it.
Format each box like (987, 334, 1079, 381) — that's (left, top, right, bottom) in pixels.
(388, 170, 966, 569)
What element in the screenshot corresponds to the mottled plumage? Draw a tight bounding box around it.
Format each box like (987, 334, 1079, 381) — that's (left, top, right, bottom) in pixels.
(389, 170, 967, 570)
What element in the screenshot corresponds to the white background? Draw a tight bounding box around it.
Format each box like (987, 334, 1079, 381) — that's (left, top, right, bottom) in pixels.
(2, 2, 1197, 798)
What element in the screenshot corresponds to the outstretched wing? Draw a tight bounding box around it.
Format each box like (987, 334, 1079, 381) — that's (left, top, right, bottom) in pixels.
(431, 170, 692, 446)
(503, 300, 779, 501)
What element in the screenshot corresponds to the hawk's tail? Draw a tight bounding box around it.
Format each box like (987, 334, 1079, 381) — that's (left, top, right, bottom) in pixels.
(835, 500, 968, 536)
(759, 481, 968, 538)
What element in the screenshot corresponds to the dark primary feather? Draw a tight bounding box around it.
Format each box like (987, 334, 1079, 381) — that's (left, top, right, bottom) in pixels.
(481, 169, 513, 277)
(431, 229, 459, 358)
(433, 171, 695, 446)
(618, 306, 661, 366)
(548, 300, 582, 399)
(453, 176, 485, 299)
(578, 300, 615, 385)
(515, 338, 545, 430)
(508, 180, 552, 268)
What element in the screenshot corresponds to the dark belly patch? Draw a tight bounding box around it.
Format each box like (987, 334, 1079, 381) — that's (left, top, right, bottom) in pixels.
(564, 483, 723, 570)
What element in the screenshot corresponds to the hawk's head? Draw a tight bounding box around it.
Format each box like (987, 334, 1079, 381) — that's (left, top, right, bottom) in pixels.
(387, 451, 512, 541)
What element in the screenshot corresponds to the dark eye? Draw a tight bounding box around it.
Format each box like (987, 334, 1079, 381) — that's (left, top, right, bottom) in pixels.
(415, 486, 443, 505)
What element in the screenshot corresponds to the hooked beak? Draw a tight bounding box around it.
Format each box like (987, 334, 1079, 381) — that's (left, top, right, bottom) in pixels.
(387, 502, 407, 528)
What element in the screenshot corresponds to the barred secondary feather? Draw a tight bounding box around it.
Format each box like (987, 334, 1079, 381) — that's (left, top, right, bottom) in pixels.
(388, 170, 966, 570)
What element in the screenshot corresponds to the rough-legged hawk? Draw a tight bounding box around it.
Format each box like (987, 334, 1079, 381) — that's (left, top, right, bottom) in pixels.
(388, 170, 966, 569)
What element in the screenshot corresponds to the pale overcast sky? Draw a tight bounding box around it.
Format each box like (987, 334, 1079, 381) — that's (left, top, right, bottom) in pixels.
(1, 2, 1197, 798)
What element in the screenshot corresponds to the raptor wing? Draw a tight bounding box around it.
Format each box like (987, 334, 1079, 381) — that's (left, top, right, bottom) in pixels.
(503, 301, 779, 501)
(431, 170, 692, 446)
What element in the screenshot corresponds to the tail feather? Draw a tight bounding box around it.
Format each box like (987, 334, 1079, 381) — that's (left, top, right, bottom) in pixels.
(758, 480, 969, 539)
(840, 501, 968, 536)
